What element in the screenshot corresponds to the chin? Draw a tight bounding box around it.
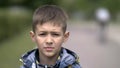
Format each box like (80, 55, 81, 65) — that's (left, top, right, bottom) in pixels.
(45, 52, 57, 58)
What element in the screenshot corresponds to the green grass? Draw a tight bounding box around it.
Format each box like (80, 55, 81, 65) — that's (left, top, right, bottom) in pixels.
(0, 28, 35, 68)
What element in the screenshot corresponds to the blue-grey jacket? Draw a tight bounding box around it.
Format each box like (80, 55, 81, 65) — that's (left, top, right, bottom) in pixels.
(20, 47, 81, 68)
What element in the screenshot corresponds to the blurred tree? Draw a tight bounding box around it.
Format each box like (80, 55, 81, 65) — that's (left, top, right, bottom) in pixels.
(101, 0, 120, 20)
(59, 0, 120, 20)
(0, 0, 60, 9)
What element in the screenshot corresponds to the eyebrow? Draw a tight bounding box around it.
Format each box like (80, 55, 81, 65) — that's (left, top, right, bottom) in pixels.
(37, 31, 61, 33)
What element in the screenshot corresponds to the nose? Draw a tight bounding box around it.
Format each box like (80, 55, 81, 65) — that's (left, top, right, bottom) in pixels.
(46, 35, 53, 45)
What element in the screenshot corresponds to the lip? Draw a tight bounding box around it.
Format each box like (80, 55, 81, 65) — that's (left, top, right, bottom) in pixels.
(44, 47, 54, 52)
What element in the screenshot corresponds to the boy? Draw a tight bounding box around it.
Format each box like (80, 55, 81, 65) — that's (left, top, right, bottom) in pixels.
(20, 5, 81, 68)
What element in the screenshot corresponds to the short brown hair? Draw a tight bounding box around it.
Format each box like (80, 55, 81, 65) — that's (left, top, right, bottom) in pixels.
(32, 5, 68, 33)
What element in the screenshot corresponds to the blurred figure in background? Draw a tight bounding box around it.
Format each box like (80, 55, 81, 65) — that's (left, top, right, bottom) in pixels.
(95, 7, 110, 44)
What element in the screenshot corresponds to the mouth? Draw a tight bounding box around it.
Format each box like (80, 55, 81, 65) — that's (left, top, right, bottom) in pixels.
(44, 47, 54, 52)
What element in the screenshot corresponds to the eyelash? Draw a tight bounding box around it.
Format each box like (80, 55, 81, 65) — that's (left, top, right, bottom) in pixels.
(38, 33, 46, 36)
(52, 33, 60, 36)
(38, 33, 60, 37)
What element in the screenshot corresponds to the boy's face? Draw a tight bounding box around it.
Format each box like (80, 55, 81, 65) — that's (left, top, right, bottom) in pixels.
(30, 22, 69, 58)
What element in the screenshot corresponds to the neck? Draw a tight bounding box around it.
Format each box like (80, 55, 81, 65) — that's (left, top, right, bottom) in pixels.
(39, 52, 59, 66)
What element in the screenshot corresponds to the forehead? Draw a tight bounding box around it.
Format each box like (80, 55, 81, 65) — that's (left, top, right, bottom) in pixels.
(35, 22, 63, 32)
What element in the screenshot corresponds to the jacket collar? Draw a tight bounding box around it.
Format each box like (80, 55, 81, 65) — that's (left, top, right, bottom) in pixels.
(20, 47, 78, 68)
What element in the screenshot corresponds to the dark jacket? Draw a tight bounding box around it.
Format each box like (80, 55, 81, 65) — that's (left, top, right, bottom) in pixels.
(20, 47, 81, 68)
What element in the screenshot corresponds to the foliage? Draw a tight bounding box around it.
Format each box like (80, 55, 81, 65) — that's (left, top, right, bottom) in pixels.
(0, 8, 32, 42)
(59, 0, 120, 20)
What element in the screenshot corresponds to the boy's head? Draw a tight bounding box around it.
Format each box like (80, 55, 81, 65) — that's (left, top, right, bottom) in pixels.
(30, 5, 69, 58)
(32, 5, 68, 33)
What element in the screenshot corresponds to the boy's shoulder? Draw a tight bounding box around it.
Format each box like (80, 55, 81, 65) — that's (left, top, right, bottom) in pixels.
(61, 47, 80, 63)
(58, 47, 81, 68)
(20, 48, 37, 63)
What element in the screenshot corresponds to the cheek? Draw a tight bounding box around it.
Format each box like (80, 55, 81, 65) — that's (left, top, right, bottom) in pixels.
(55, 38, 64, 46)
(35, 37, 43, 46)
(54, 38, 63, 52)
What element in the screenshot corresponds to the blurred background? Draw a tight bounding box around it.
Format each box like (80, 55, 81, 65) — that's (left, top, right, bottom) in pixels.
(0, 0, 120, 68)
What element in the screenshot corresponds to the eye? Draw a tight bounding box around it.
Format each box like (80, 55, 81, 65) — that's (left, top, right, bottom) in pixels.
(52, 33, 60, 37)
(38, 33, 47, 36)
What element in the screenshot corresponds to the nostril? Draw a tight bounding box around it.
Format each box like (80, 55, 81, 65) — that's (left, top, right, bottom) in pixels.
(46, 41, 53, 45)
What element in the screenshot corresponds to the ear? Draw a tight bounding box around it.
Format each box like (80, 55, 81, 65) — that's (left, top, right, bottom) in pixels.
(63, 31, 70, 43)
(30, 31, 35, 42)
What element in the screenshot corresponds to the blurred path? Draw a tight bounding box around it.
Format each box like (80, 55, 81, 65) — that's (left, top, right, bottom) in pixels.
(64, 22, 120, 68)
